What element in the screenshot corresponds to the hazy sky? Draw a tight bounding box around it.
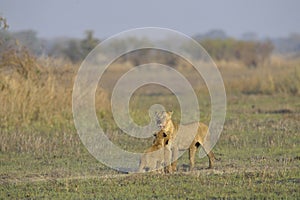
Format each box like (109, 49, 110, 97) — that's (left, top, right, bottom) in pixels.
(1, 0, 300, 39)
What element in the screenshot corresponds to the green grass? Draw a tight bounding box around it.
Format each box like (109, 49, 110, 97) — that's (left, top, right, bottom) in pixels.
(1, 94, 300, 199)
(1, 171, 299, 199)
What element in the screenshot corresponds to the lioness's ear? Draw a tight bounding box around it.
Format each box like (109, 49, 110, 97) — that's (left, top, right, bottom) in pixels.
(163, 132, 167, 137)
(168, 111, 173, 116)
(153, 133, 157, 137)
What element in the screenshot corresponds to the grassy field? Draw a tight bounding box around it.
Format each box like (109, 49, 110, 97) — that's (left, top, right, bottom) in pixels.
(0, 50, 300, 199)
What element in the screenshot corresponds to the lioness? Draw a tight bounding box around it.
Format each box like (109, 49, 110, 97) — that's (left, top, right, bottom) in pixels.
(155, 111, 216, 172)
(138, 131, 165, 173)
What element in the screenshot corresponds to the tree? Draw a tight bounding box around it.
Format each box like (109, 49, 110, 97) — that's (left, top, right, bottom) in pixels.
(0, 16, 9, 30)
(63, 39, 82, 62)
(60, 30, 99, 63)
(80, 30, 99, 58)
(48, 30, 100, 63)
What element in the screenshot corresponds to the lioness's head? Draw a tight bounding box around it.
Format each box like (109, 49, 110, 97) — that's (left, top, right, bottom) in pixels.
(155, 111, 173, 129)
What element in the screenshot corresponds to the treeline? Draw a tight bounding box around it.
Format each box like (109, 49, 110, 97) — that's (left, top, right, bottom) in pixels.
(0, 29, 276, 67)
(112, 38, 274, 68)
(0, 30, 99, 63)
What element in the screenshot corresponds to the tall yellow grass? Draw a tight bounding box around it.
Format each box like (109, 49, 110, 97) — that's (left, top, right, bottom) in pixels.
(218, 56, 300, 95)
(0, 48, 108, 154)
(0, 48, 108, 128)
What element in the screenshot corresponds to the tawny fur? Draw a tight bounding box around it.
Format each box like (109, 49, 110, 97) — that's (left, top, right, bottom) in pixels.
(138, 132, 165, 173)
(155, 111, 216, 172)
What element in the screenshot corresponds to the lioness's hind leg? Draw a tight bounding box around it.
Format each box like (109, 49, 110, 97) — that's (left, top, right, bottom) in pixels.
(207, 151, 215, 169)
(189, 146, 197, 171)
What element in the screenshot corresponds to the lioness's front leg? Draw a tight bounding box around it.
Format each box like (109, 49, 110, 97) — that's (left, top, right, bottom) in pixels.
(171, 146, 178, 172)
(164, 141, 173, 173)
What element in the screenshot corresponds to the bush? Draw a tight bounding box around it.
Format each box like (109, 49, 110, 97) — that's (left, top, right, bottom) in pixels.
(200, 39, 273, 67)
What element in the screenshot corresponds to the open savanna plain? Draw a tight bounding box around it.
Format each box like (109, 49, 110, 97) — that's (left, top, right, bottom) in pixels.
(0, 50, 299, 199)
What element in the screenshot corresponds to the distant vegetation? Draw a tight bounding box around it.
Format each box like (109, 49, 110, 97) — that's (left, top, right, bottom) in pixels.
(200, 39, 273, 67)
(1, 29, 300, 66)
(272, 33, 300, 54)
(0, 30, 99, 63)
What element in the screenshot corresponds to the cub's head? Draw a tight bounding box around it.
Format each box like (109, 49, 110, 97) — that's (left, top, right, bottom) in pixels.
(153, 130, 169, 146)
(155, 111, 173, 129)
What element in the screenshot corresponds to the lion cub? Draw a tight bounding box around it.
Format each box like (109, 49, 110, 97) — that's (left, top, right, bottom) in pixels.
(138, 131, 165, 173)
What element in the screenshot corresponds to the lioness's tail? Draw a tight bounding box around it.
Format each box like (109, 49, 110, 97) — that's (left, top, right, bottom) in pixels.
(210, 151, 221, 161)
